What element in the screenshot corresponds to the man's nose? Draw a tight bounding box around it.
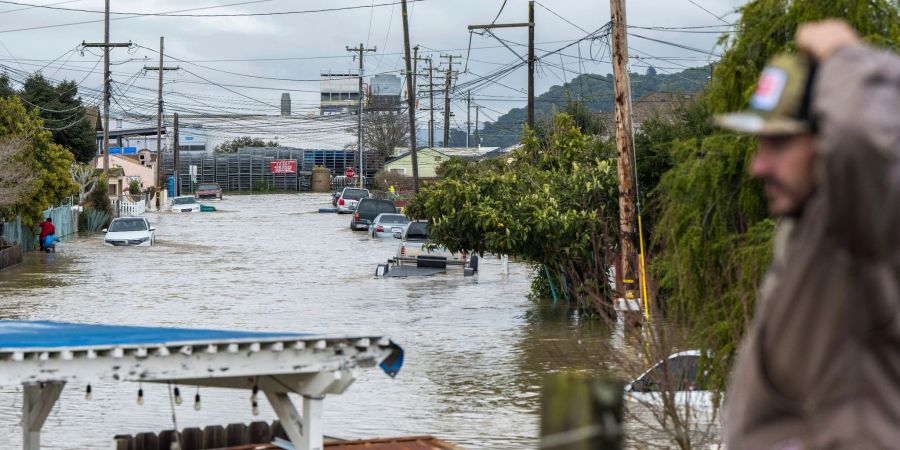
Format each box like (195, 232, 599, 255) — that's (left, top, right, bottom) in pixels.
(749, 151, 770, 178)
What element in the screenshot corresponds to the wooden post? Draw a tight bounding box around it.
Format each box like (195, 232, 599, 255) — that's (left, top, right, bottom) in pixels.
(400, 0, 420, 192)
(541, 374, 624, 450)
(113, 434, 133, 450)
(609, 0, 639, 307)
(202, 425, 226, 448)
(248, 421, 271, 444)
(226, 423, 250, 445)
(134, 432, 158, 450)
(22, 382, 65, 450)
(264, 390, 310, 450)
(179, 427, 202, 450)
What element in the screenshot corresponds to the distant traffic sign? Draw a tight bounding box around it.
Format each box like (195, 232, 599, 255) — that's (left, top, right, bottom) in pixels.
(345, 167, 356, 178)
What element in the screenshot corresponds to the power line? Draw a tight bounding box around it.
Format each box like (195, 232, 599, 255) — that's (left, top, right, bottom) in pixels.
(682, 0, 731, 25)
(0, 0, 425, 17)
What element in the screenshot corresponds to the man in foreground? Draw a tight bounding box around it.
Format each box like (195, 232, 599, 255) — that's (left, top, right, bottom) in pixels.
(716, 20, 900, 448)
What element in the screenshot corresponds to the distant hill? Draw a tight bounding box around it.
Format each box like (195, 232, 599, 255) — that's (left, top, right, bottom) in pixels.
(479, 66, 711, 147)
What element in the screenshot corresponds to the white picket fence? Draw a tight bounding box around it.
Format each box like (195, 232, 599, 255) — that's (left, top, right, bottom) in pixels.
(117, 199, 146, 217)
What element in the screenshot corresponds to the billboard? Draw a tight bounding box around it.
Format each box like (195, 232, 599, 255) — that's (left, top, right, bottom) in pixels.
(270, 160, 297, 174)
(370, 74, 401, 96)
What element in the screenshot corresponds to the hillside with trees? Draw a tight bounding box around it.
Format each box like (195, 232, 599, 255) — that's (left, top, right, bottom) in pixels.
(479, 66, 711, 147)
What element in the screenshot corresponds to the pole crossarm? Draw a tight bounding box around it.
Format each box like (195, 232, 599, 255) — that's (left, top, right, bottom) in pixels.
(80, 41, 131, 47)
(466, 1, 534, 127)
(467, 22, 533, 30)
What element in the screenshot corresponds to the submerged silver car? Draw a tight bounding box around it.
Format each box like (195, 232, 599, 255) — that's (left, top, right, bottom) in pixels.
(369, 213, 410, 238)
(336, 188, 370, 214)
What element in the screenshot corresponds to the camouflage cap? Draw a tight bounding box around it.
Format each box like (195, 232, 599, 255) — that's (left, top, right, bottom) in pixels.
(714, 53, 816, 136)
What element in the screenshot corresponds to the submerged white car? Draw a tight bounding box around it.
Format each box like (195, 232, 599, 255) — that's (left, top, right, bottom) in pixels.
(171, 196, 200, 213)
(624, 350, 715, 419)
(104, 217, 155, 246)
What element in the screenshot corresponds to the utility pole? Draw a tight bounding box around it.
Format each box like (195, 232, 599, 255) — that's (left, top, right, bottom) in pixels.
(427, 59, 435, 148)
(143, 36, 179, 209)
(609, 0, 640, 314)
(440, 54, 460, 148)
(412, 53, 433, 148)
(347, 44, 376, 188)
(527, 0, 534, 128)
(81, 0, 130, 177)
(173, 112, 180, 197)
(467, 0, 534, 128)
(412, 45, 419, 95)
(474, 104, 480, 148)
(400, 0, 420, 192)
(466, 90, 471, 148)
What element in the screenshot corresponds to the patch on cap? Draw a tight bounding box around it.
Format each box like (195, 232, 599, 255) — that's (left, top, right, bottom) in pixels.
(750, 67, 788, 111)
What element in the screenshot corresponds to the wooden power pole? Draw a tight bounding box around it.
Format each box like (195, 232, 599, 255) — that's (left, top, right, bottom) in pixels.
(609, 0, 640, 310)
(143, 36, 178, 209)
(173, 112, 179, 197)
(347, 44, 376, 188)
(81, 0, 130, 177)
(400, 0, 420, 192)
(412, 54, 434, 149)
(440, 54, 459, 147)
(468, 0, 534, 129)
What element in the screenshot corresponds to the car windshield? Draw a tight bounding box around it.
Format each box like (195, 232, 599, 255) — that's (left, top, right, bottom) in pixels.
(342, 189, 369, 200)
(405, 222, 428, 240)
(108, 219, 147, 232)
(379, 214, 409, 224)
(173, 197, 195, 205)
(198, 184, 218, 191)
(631, 355, 706, 392)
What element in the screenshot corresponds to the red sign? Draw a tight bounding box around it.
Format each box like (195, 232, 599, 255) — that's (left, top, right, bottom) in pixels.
(344, 167, 356, 178)
(270, 160, 297, 174)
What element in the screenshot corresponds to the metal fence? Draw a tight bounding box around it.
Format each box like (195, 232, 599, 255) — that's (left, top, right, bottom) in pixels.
(160, 148, 357, 194)
(1, 202, 76, 252)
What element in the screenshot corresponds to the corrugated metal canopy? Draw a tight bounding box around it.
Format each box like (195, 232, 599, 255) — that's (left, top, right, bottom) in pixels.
(0, 321, 311, 350)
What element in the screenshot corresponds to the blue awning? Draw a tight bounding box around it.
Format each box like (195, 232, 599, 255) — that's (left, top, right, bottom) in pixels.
(0, 320, 312, 350)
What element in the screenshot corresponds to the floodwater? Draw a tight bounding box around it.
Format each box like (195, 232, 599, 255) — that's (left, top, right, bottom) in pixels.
(0, 194, 620, 449)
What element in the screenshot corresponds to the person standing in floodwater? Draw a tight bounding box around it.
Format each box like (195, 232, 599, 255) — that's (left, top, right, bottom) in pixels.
(715, 20, 900, 448)
(37, 217, 55, 251)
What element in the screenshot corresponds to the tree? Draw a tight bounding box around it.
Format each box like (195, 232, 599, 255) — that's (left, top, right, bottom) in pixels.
(214, 136, 279, 153)
(649, 0, 900, 393)
(70, 163, 99, 206)
(0, 136, 36, 209)
(0, 96, 76, 226)
(408, 113, 620, 313)
(0, 74, 14, 98)
(645, 66, 657, 76)
(19, 74, 97, 164)
(347, 112, 409, 160)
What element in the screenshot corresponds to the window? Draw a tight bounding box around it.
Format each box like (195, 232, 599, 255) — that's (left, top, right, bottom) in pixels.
(390, 168, 405, 175)
(434, 156, 442, 162)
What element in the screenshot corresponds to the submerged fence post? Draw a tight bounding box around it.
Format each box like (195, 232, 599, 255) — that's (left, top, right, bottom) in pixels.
(541, 374, 624, 450)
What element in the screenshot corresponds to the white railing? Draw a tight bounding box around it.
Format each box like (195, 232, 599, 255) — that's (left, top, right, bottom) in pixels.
(117, 199, 146, 217)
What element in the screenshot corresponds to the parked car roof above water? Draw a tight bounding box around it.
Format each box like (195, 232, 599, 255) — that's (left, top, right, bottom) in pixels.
(108, 217, 149, 232)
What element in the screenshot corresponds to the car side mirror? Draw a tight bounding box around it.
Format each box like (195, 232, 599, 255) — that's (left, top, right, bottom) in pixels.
(149, 227, 156, 231)
(101, 228, 107, 232)
(393, 232, 402, 239)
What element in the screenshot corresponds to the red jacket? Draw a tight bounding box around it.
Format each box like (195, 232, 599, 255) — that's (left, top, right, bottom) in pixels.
(38, 221, 55, 240)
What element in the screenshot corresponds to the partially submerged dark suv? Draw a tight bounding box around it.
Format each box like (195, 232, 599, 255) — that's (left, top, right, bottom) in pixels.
(351, 198, 397, 231)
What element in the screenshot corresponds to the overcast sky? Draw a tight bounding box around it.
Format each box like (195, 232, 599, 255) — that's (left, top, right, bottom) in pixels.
(0, 0, 747, 146)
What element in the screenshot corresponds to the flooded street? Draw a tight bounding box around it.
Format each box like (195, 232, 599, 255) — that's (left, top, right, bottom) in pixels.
(0, 194, 613, 449)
